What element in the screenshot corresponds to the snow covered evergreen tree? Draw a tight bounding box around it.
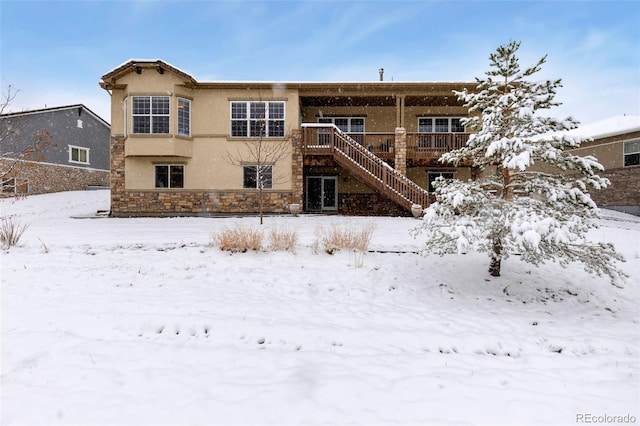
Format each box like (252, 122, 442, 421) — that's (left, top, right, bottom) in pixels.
(413, 41, 626, 286)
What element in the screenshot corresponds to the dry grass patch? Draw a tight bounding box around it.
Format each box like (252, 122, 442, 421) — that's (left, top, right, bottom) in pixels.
(268, 226, 298, 251)
(212, 226, 263, 252)
(315, 223, 374, 255)
(0, 216, 29, 248)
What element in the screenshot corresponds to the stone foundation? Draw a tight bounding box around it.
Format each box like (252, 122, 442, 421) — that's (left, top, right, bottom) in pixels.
(0, 158, 109, 197)
(111, 189, 295, 216)
(338, 193, 410, 217)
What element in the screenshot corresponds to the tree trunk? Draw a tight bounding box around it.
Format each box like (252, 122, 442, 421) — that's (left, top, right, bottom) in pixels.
(488, 238, 502, 276)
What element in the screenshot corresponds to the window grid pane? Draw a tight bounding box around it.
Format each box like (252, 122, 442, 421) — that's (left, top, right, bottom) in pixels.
(418, 118, 433, 132)
(232, 101, 285, 138)
(451, 118, 464, 133)
(178, 98, 190, 137)
(155, 165, 184, 188)
(132, 96, 170, 134)
(624, 140, 640, 154)
(243, 166, 257, 188)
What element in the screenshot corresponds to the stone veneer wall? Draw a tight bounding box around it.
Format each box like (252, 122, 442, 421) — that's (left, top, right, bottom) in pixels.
(109, 135, 302, 216)
(590, 167, 639, 209)
(0, 158, 109, 197)
(338, 193, 410, 216)
(111, 190, 294, 216)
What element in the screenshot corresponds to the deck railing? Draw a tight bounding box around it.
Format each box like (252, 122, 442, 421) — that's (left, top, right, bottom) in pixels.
(301, 124, 430, 210)
(406, 132, 471, 160)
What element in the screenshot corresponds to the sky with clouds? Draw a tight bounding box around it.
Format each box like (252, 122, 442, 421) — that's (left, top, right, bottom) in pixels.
(1, 0, 638, 125)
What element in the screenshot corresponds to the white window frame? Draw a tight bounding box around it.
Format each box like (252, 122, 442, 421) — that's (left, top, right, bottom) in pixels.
(177, 97, 191, 137)
(623, 140, 640, 167)
(154, 164, 185, 189)
(317, 117, 366, 134)
(132, 95, 170, 134)
(1, 178, 29, 194)
(230, 101, 285, 138)
(69, 145, 90, 165)
(419, 117, 465, 133)
(243, 164, 273, 189)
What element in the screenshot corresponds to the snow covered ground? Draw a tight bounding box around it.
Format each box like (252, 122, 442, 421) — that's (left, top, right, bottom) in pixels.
(1, 190, 639, 426)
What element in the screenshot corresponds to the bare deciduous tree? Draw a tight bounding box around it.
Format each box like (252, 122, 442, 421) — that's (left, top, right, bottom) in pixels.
(225, 119, 292, 225)
(1, 85, 54, 196)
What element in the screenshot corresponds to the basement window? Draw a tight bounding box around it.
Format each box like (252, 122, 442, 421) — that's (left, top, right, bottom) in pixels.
(243, 165, 273, 189)
(427, 171, 454, 193)
(1, 178, 29, 194)
(624, 140, 640, 167)
(155, 165, 184, 188)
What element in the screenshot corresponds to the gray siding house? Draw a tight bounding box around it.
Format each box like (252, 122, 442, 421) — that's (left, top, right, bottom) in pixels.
(0, 104, 110, 196)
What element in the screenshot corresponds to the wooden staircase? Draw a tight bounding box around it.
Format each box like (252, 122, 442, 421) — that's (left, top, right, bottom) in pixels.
(301, 124, 430, 212)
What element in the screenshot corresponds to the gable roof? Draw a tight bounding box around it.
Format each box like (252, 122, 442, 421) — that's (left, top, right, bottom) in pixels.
(100, 59, 197, 90)
(0, 104, 110, 127)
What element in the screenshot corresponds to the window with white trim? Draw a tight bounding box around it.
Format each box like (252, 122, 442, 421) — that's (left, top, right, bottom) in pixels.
(132, 96, 170, 134)
(318, 117, 365, 133)
(419, 117, 465, 133)
(231, 101, 285, 138)
(427, 171, 454, 193)
(624, 140, 640, 167)
(155, 165, 184, 188)
(69, 145, 89, 164)
(177, 98, 191, 137)
(243, 165, 273, 189)
(1, 178, 29, 194)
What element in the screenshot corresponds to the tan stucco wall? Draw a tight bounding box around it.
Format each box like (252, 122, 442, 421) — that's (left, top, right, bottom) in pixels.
(110, 71, 298, 191)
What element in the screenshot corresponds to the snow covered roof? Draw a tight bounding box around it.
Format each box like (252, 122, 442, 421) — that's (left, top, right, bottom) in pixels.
(0, 104, 110, 127)
(100, 59, 473, 91)
(567, 115, 640, 140)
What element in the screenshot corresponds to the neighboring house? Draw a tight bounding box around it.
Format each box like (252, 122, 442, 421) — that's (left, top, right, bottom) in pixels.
(100, 59, 476, 217)
(558, 115, 640, 215)
(0, 105, 110, 196)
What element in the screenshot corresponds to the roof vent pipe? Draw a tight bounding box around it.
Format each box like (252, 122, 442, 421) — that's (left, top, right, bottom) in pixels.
(379, 68, 384, 81)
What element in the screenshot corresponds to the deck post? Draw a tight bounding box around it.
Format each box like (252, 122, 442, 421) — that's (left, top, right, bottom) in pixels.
(394, 127, 407, 175)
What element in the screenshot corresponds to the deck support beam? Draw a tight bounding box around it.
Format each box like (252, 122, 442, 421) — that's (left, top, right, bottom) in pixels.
(394, 127, 407, 175)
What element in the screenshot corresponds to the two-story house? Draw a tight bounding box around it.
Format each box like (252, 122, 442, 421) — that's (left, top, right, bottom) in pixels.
(0, 104, 110, 196)
(100, 59, 477, 217)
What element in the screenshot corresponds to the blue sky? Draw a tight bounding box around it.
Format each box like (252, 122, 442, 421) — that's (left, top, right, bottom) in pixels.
(1, 0, 639, 125)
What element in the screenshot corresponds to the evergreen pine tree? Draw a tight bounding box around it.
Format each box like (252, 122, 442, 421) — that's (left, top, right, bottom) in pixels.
(413, 41, 626, 286)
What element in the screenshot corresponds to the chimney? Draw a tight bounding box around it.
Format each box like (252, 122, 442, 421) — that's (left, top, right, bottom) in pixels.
(379, 68, 384, 81)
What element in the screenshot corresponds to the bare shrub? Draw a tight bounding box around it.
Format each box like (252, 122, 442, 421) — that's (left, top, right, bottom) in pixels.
(0, 216, 29, 248)
(212, 226, 263, 252)
(268, 226, 297, 251)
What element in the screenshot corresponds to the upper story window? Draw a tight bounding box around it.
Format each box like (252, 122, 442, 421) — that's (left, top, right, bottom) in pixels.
(69, 145, 90, 165)
(624, 140, 640, 167)
(231, 101, 285, 138)
(419, 117, 465, 133)
(177, 98, 191, 137)
(132, 96, 170, 134)
(318, 117, 365, 133)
